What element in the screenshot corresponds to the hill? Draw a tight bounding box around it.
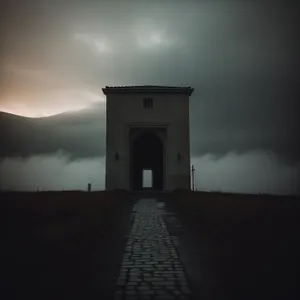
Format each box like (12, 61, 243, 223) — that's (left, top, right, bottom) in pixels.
(0, 104, 106, 159)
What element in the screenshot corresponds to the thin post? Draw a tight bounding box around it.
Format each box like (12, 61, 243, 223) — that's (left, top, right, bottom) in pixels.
(87, 183, 91, 192)
(191, 164, 195, 191)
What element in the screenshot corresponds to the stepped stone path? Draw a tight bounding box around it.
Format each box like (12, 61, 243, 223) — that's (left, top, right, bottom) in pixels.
(113, 198, 193, 300)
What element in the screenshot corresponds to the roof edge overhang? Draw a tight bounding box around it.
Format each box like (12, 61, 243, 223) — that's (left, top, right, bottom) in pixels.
(102, 86, 194, 96)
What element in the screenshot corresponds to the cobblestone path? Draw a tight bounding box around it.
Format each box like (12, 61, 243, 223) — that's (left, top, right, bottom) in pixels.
(113, 198, 193, 300)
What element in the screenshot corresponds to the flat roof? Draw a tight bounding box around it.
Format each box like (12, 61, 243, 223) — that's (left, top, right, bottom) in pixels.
(102, 85, 194, 96)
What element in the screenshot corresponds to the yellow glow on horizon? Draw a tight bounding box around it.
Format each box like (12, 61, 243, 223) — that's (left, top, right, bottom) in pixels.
(0, 88, 106, 118)
(0, 108, 53, 118)
(0, 107, 91, 118)
(0, 97, 105, 118)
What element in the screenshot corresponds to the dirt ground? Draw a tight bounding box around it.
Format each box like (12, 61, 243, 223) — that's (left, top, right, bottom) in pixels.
(1, 191, 299, 300)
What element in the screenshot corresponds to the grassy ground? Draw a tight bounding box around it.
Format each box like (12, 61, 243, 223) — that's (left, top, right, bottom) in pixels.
(168, 191, 300, 239)
(167, 191, 300, 300)
(1, 191, 134, 298)
(2, 191, 130, 247)
(2, 190, 299, 299)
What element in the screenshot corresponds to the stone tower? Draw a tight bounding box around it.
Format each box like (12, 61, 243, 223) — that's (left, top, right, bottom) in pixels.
(102, 85, 194, 191)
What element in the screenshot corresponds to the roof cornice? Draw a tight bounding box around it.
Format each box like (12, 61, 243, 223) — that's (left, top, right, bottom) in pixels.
(102, 85, 194, 96)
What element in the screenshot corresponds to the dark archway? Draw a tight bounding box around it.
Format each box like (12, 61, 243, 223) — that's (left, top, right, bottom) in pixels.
(130, 131, 164, 190)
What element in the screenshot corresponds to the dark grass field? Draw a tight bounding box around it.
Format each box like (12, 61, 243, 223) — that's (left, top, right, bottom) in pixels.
(1, 191, 135, 299)
(167, 191, 300, 300)
(1, 190, 300, 299)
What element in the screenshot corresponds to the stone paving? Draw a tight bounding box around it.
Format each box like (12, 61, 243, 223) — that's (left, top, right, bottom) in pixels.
(113, 198, 193, 300)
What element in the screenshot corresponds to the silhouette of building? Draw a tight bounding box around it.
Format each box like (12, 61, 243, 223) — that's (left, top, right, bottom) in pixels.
(102, 85, 194, 191)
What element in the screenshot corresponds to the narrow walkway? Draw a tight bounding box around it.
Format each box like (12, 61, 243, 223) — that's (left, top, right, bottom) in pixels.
(113, 198, 193, 300)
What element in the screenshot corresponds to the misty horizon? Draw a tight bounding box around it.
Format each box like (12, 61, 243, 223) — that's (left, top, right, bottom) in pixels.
(0, 0, 298, 194)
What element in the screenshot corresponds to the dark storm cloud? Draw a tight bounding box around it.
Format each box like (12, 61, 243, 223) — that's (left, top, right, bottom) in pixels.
(0, 0, 298, 161)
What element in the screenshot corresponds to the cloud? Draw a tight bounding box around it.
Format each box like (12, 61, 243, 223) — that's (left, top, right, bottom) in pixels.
(74, 33, 113, 54)
(192, 151, 300, 195)
(0, 152, 105, 191)
(0, 0, 298, 163)
(1, 151, 299, 195)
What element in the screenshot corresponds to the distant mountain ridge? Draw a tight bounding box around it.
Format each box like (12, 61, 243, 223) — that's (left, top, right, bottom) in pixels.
(0, 105, 106, 159)
(1, 99, 299, 163)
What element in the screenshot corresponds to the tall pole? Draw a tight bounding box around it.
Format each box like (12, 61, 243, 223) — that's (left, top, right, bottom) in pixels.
(191, 164, 195, 191)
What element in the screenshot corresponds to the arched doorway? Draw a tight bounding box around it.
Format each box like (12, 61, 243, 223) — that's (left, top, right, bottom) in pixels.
(130, 130, 164, 190)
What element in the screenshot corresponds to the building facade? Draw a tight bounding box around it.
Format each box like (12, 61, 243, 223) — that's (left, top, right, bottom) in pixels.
(102, 86, 194, 191)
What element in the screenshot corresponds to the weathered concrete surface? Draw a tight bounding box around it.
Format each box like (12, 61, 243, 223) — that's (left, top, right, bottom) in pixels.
(104, 86, 193, 191)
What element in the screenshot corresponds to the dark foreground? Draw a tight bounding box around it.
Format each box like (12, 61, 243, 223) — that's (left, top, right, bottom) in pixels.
(1, 191, 299, 299)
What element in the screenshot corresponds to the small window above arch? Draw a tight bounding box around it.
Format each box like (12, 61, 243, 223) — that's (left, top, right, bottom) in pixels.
(143, 98, 153, 109)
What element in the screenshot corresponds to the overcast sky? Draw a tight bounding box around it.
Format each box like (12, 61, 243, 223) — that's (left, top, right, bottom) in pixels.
(0, 0, 298, 193)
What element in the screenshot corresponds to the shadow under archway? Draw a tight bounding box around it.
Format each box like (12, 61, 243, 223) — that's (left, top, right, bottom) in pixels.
(130, 130, 164, 191)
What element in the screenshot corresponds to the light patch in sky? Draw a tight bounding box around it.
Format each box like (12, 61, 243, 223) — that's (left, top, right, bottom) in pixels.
(1, 89, 105, 117)
(74, 33, 112, 54)
(1, 63, 106, 116)
(134, 17, 175, 49)
(137, 31, 167, 48)
(136, 30, 177, 49)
